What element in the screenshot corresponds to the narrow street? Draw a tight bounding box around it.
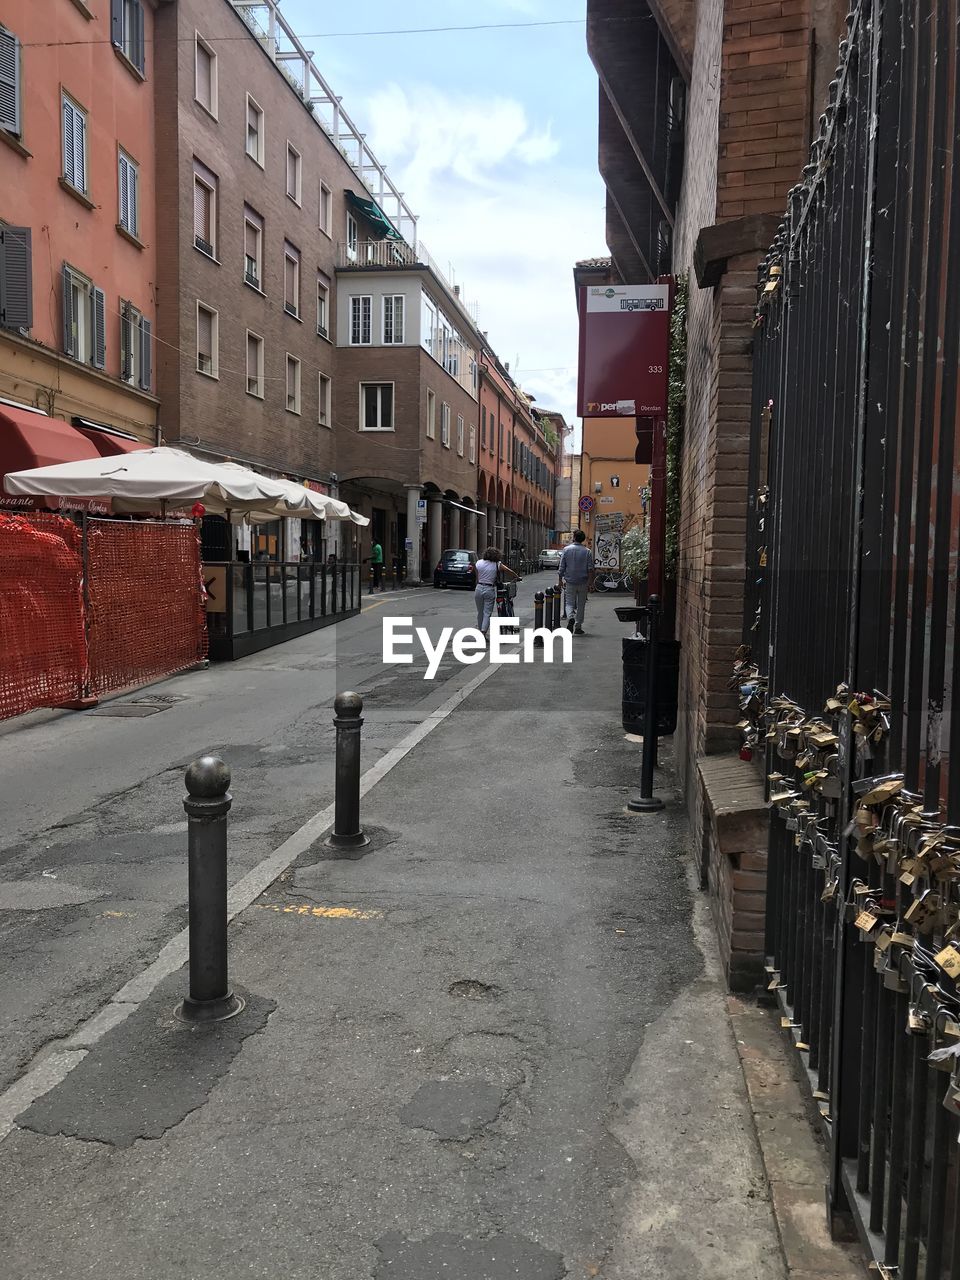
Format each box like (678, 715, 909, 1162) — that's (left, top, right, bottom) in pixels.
(0, 583, 521, 1093)
(0, 599, 796, 1280)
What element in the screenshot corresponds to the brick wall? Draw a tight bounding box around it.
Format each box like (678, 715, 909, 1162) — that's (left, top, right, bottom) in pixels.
(154, 0, 365, 483)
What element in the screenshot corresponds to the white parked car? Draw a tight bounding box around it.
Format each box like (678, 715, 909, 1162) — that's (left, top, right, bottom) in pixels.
(537, 548, 562, 571)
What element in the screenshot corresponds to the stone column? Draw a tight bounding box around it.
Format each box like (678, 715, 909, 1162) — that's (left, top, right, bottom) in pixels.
(465, 505, 478, 553)
(428, 494, 443, 572)
(449, 504, 462, 548)
(404, 484, 422, 584)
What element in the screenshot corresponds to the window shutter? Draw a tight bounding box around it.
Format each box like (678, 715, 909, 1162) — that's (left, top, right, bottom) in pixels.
(73, 108, 86, 192)
(0, 27, 20, 136)
(119, 154, 128, 227)
(134, 1, 145, 73)
(91, 286, 106, 369)
(130, 165, 138, 235)
(62, 99, 75, 187)
(120, 302, 133, 380)
(0, 225, 32, 329)
(61, 265, 75, 354)
(111, 0, 123, 47)
(139, 316, 151, 391)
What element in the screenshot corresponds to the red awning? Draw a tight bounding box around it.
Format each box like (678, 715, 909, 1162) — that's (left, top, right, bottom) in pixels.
(73, 425, 149, 457)
(0, 405, 111, 514)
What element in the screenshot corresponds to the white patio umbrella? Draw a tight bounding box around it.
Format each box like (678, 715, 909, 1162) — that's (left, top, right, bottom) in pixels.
(217, 467, 369, 526)
(3, 447, 292, 515)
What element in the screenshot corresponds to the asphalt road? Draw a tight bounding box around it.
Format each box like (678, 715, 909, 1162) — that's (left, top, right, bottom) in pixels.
(0, 591, 786, 1279)
(0, 578, 540, 1093)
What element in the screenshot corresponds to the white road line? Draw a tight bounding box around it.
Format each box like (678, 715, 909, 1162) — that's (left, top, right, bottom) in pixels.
(0, 647, 511, 1143)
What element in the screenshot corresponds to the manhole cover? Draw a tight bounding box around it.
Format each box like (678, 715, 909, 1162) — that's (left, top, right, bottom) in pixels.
(87, 703, 166, 717)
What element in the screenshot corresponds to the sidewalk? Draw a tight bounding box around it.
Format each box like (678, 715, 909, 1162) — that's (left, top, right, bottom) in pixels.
(0, 601, 850, 1278)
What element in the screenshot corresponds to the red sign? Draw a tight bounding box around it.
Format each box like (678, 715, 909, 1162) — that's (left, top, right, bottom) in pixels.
(577, 284, 670, 417)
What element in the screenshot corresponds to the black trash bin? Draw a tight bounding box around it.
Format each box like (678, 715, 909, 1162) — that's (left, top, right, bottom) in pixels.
(621, 635, 680, 735)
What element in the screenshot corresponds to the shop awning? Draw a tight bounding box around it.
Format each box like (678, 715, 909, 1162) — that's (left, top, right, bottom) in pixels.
(0, 404, 111, 514)
(72, 420, 149, 457)
(344, 189, 403, 241)
(0, 404, 101, 473)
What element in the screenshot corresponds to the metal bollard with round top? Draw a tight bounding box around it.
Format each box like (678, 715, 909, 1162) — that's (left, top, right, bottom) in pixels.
(327, 691, 370, 849)
(176, 755, 245, 1024)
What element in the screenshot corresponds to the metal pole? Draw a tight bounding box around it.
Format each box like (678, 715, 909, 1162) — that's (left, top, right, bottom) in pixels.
(628, 594, 664, 812)
(176, 756, 244, 1024)
(533, 590, 544, 648)
(327, 691, 369, 848)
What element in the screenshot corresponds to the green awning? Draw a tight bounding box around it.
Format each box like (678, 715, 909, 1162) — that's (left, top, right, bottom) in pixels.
(344, 190, 403, 241)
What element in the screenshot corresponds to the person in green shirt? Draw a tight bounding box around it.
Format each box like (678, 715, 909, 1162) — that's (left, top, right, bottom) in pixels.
(368, 540, 384, 593)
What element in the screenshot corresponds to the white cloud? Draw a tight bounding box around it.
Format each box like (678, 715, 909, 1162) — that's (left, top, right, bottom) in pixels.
(362, 83, 607, 432)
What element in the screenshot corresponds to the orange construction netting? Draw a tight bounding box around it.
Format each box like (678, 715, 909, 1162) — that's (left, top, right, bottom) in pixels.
(0, 512, 87, 719)
(86, 519, 208, 696)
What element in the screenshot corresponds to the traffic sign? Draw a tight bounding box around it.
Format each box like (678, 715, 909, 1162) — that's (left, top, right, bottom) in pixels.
(578, 495, 595, 513)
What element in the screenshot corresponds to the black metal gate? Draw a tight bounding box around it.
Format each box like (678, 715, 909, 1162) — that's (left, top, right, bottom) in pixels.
(740, 0, 960, 1267)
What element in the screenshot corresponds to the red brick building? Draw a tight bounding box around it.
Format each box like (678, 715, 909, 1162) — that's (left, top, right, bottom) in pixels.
(584, 0, 845, 986)
(477, 350, 557, 563)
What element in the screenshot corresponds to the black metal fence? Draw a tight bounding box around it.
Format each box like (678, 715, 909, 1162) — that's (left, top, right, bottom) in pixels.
(738, 0, 960, 1267)
(206, 561, 360, 660)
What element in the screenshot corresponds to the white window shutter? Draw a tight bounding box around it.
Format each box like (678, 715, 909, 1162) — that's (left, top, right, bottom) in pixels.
(119, 155, 128, 227)
(129, 164, 138, 234)
(62, 99, 75, 188)
(0, 27, 19, 136)
(73, 108, 86, 192)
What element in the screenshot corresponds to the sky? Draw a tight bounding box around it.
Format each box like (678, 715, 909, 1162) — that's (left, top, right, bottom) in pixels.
(280, 0, 608, 440)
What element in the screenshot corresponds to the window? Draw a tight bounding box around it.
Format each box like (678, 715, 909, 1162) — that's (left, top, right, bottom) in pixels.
(440, 402, 451, 448)
(118, 150, 139, 237)
(382, 294, 404, 345)
(286, 354, 301, 413)
(193, 161, 217, 257)
(283, 242, 300, 318)
(243, 207, 262, 289)
(196, 301, 218, 376)
(319, 182, 332, 236)
(426, 388, 436, 440)
(119, 300, 151, 390)
(62, 266, 104, 368)
(456, 414, 464, 457)
(346, 212, 358, 261)
(469, 424, 476, 463)
(286, 143, 301, 204)
(112, 0, 145, 75)
(349, 295, 371, 345)
(316, 273, 329, 338)
(360, 382, 394, 432)
(481, 405, 486, 449)
(245, 95, 263, 165)
(0, 26, 22, 138)
(195, 35, 217, 117)
(0, 225, 33, 330)
(61, 94, 88, 195)
(318, 372, 331, 426)
(246, 330, 263, 398)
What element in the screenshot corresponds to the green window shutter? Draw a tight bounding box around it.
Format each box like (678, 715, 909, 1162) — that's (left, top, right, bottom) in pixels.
(91, 285, 106, 369)
(0, 27, 20, 136)
(0, 225, 32, 329)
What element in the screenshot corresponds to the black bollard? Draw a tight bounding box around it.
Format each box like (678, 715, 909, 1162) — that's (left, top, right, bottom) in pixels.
(533, 590, 545, 648)
(546, 585, 555, 629)
(327, 691, 370, 848)
(628, 595, 665, 812)
(176, 756, 245, 1023)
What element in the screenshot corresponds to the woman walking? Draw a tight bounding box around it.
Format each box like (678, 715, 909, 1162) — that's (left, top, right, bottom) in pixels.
(475, 546, 518, 639)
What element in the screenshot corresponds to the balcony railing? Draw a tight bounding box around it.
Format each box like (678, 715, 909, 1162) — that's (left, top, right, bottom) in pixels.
(337, 239, 422, 270)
